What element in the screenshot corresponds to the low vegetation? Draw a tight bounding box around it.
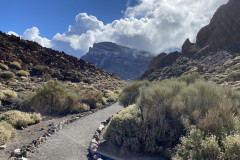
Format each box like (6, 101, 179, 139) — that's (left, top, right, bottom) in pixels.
(0, 110, 41, 129)
(118, 81, 149, 107)
(10, 61, 21, 69)
(24, 80, 79, 114)
(16, 70, 30, 77)
(0, 121, 17, 145)
(103, 90, 118, 102)
(104, 75, 240, 159)
(0, 63, 8, 70)
(0, 71, 15, 80)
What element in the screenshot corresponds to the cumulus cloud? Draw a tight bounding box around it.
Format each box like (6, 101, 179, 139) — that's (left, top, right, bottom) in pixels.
(21, 27, 52, 48)
(11, 0, 228, 57)
(7, 31, 19, 37)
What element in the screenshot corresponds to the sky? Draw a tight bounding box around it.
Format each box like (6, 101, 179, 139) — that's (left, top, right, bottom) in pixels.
(1, 0, 228, 57)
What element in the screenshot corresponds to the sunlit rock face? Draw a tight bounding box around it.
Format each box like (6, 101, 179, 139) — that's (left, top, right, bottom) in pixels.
(82, 42, 154, 80)
(196, 0, 240, 51)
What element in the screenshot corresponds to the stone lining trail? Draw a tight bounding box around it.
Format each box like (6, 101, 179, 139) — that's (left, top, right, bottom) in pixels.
(29, 103, 123, 160)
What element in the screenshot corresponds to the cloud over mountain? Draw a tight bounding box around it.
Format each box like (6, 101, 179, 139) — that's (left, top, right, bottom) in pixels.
(9, 0, 228, 57)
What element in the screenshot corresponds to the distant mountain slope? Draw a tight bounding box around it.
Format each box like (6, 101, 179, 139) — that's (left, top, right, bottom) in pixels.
(141, 0, 240, 89)
(82, 42, 154, 80)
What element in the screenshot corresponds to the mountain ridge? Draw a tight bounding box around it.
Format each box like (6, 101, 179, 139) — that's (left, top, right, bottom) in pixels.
(82, 42, 154, 80)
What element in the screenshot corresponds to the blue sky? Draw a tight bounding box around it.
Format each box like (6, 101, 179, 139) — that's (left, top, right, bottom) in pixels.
(1, 0, 228, 57)
(1, 0, 138, 39)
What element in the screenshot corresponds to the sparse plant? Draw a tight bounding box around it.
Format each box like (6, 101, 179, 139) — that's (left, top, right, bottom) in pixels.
(16, 70, 30, 77)
(0, 63, 8, 70)
(10, 61, 21, 69)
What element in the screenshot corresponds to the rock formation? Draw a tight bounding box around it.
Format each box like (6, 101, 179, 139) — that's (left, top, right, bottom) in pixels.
(82, 42, 154, 80)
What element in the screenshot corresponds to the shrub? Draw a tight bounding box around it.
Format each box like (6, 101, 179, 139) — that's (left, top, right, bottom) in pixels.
(172, 127, 222, 160)
(79, 89, 104, 109)
(119, 81, 149, 107)
(172, 81, 238, 138)
(103, 105, 144, 154)
(178, 73, 200, 85)
(222, 134, 240, 159)
(24, 80, 79, 114)
(106, 79, 240, 157)
(70, 102, 90, 113)
(16, 70, 30, 77)
(31, 65, 50, 76)
(227, 70, 240, 81)
(64, 70, 85, 82)
(0, 63, 8, 70)
(10, 61, 21, 69)
(0, 90, 18, 101)
(138, 79, 187, 151)
(103, 90, 118, 102)
(0, 110, 41, 129)
(0, 121, 17, 145)
(0, 71, 15, 80)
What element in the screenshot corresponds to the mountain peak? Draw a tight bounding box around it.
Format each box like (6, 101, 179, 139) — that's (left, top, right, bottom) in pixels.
(82, 42, 154, 80)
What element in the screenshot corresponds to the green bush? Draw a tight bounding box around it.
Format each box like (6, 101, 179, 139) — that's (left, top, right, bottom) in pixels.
(31, 65, 50, 76)
(105, 78, 240, 158)
(138, 79, 187, 151)
(103, 105, 144, 154)
(0, 110, 41, 129)
(0, 121, 17, 145)
(222, 134, 240, 159)
(172, 127, 222, 160)
(227, 70, 240, 81)
(103, 90, 118, 102)
(79, 89, 104, 109)
(172, 81, 238, 138)
(119, 81, 149, 107)
(24, 80, 78, 114)
(0, 71, 15, 80)
(0, 90, 18, 101)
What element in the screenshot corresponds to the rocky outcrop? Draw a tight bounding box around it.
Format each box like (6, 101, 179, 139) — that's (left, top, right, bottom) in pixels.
(141, 0, 240, 82)
(196, 0, 240, 51)
(82, 42, 154, 80)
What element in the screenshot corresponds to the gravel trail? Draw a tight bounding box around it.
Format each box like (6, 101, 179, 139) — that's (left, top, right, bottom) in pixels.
(29, 103, 123, 160)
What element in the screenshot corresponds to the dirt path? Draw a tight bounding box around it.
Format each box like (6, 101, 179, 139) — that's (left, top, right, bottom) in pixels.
(28, 103, 123, 160)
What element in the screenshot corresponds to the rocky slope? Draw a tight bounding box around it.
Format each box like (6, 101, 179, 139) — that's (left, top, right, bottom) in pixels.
(0, 31, 126, 112)
(82, 42, 154, 80)
(141, 0, 240, 89)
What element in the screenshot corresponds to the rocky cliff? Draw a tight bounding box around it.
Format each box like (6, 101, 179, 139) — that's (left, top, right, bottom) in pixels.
(141, 0, 240, 89)
(82, 42, 154, 80)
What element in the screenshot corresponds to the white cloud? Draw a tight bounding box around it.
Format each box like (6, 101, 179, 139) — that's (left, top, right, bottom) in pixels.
(11, 0, 228, 57)
(7, 31, 19, 37)
(21, 27, 52, 48)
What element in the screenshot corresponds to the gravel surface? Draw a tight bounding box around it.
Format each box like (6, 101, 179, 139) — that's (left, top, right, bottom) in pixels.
(29, 103, 123, 160)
